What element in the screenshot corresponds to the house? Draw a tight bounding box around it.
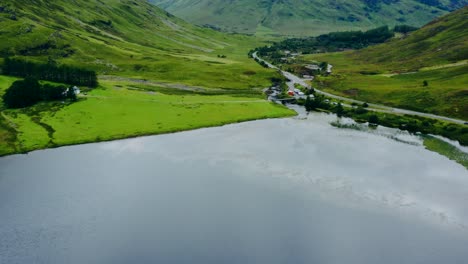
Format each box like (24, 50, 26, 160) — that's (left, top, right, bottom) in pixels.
(72, 86, 81, 95)
(63, 86, 81, 96)
(287, 90, 295, 96)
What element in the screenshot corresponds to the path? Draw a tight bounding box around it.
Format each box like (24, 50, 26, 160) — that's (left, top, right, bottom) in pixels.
(252, 52, 467, 125)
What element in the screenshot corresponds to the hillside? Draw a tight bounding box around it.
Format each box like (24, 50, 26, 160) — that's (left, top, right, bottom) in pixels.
(0, 0, 295, 157)
(298, 7, 468, 119)
(352, 5, 468, 70)
(151, 0, 467, 36)
(0, 0, 278, 89)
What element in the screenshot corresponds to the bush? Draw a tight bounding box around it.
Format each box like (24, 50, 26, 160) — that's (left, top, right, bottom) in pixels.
(354, 106, 368, 114)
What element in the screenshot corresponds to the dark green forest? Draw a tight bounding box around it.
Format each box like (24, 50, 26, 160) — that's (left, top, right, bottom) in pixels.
(2, 58, 98, 87)
(2, 77, 77, 109)
(253, 25, 417, 56)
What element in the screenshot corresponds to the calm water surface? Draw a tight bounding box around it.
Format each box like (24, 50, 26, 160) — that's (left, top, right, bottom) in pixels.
(1, 111, 467, 264)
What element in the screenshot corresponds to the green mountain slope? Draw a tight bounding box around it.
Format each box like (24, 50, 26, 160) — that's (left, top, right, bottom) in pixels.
(352, 6, 468, 69)
(151, 0, 467, 36)
(0, 0, 277, 89)
(301, 7, 468, 119)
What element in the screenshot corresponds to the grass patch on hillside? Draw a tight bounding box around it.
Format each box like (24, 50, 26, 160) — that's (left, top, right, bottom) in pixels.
(0, 78, 295, 156)
(302, 52, 468, 120)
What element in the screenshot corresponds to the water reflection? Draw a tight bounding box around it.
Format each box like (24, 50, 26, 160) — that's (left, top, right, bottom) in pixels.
(0, 112, 467, 264)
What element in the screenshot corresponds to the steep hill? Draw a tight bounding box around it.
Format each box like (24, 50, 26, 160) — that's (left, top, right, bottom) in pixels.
(151, 0, 467, 36)
(0, 0, 277, 89)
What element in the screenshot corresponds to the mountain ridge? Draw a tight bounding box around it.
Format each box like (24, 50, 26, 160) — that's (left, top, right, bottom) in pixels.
(150, 0, 468, 36)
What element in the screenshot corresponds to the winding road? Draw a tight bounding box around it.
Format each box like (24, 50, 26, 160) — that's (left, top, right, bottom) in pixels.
(253, 52, 467, 125)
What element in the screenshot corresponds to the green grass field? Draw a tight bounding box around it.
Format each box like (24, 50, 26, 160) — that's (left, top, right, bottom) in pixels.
(301, 52, 468, 120)
(0, 76, 295, 156)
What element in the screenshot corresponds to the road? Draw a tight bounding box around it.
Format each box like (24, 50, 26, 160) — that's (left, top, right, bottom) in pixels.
(252, 52, 467, 125)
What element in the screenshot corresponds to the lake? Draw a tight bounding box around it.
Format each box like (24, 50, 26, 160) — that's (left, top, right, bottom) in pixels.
(1, 109, 467, 264)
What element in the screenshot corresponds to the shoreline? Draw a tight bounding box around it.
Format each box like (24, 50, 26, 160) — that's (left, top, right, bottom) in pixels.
(0, 111, 297, 158)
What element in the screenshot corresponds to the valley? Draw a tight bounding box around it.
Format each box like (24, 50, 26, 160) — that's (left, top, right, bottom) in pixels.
(0, 1, 467, 263)
(0, 0, 295, 156)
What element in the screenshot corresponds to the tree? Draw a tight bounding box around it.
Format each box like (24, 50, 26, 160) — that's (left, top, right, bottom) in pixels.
(319, 61, 328, 73)
(368, 114, 379, 124)
(423, 80, 428, 87)
(2, 78, 42, 108)
(354, 106, 368, 114)
(335, 102, 345, 117)
(41, 84, 66, 101)
(305, 94, 329, 111)
(66, 87, 77, 102)
(305, 95, 313, 111)
(2, 57, 98, 87)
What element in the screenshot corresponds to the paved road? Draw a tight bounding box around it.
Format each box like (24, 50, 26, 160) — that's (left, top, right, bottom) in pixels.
(253, 52, 467, 125)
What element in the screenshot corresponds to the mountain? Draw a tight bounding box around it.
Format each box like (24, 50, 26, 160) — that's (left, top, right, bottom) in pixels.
(150, 0, 468, 36)
(0, 0, 276, 89)
(352, 5, 468, 69)
(303, 6, 467, 119)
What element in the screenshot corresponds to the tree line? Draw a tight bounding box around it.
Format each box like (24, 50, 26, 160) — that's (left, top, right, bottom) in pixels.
(2, 77, 77, 109)
(2, 57, 98, 87)
(253, 25, 417, 56)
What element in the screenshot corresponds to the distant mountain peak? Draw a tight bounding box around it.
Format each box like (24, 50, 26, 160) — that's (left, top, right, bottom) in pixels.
(150, 0, 468, 36)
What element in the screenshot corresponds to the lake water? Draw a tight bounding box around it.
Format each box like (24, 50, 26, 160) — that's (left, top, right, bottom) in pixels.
(1, 109, 467, 264)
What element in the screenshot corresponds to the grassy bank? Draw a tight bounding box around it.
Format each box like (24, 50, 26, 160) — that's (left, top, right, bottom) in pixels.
(423, 136, 468, 169)
(330, 117, 468, 169)
(303, 96, 468, 145)
(0, 77, 295, 156)
(300, 94, 467, 167)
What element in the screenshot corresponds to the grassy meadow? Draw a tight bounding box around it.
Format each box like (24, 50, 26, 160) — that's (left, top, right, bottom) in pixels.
(301, 52, 468, 120)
